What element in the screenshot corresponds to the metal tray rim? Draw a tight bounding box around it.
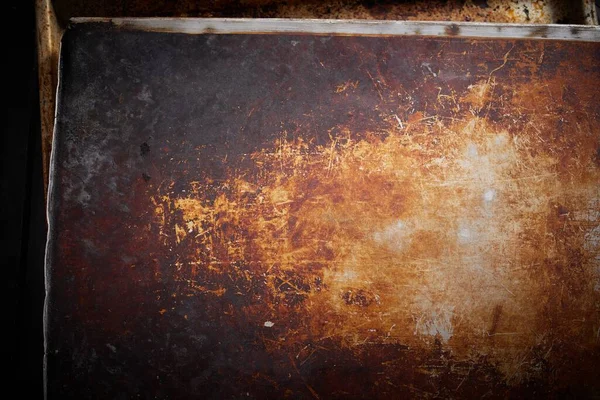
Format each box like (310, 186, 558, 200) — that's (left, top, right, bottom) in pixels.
(70, 17, 600, 42)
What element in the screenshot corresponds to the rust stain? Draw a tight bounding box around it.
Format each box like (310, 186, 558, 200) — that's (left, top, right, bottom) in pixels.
(36, 0, 63, 199)
(162, 105, 599, 378)
(48, 28, 600, 398)
(52, 0, 595, 24)
(149, 39, 599, 390)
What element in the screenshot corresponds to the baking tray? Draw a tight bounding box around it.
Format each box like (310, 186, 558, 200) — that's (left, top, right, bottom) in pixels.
(46, 18, 599, 398)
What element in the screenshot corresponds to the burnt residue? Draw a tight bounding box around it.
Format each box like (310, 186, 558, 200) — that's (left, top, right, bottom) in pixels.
(140, 142, 150, 156)
(341, 288, 379, 307)
(527, 25, 549, 38)
(445, 23, 460, 36)
(47, 23, 600, 399)
(556, 204, 570, 218)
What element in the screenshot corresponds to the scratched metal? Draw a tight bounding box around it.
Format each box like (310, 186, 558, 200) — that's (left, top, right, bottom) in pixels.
(37, 1, 599, 198)
(46, 21, 600, 399)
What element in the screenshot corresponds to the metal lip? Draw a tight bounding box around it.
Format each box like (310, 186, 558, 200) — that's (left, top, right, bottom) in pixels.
(43, 35, 64, 400)
(70, 17, 600, 42)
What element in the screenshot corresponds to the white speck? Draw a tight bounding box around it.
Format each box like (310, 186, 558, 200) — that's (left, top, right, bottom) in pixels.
(393, 114, 404, 129)
(470, 263, 484, 273)
(415, 305, 454, 343)
(136, 85, 154, 103)
(291, 40, 299, 46)
(483, 189, 496, 202)
(494, 133, 508, 146)
(263, 321, 274, 328)
(373, 219, 413, 252)
(458, 227, 472, 242)
(421, 62, 437, 77)
(467, 142, 478, 157)
(335, 268, 357, 282)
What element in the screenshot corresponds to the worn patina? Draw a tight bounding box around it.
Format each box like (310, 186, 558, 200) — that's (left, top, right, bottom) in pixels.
(46, 21, 600, 398)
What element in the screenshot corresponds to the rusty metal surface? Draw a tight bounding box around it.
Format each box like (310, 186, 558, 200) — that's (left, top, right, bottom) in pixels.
(36, 1, 598, 200)
(36, 0, 63, 199)
(52, 0, 598, 24)
(46, 21, 599, 398)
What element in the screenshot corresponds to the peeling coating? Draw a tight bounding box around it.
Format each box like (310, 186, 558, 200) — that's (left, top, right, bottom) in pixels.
(47, 24, 600, 398)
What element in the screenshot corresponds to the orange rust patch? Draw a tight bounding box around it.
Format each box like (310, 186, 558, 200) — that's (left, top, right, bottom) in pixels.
(157, 98, 599, 382)
(48, 24, 600, 399)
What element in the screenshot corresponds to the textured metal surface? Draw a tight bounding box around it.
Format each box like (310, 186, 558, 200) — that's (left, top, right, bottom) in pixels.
(36, 0, 63, 198)
(47, 21, 599, 398)
(83, 17, 600, 41)
(37, 1, 598, 200)
(52, 0, 598, 24)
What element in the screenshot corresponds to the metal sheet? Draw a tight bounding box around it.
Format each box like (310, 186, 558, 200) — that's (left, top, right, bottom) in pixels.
(46, 19, 600, 399)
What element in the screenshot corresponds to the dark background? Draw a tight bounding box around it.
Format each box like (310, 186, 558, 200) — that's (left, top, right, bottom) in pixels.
(5, 0, 46, 398)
